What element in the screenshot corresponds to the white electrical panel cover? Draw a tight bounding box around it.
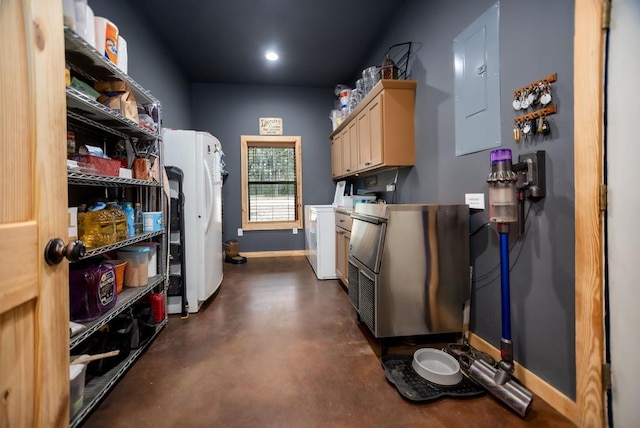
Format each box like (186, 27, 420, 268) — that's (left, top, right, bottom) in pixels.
(454, 1, 501, 156)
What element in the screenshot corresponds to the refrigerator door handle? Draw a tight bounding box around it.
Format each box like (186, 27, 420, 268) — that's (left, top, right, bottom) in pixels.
(203, 158, 214, 233)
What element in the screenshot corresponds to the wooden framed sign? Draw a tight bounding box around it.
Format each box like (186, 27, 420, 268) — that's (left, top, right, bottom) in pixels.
(259, 117, 283, 135)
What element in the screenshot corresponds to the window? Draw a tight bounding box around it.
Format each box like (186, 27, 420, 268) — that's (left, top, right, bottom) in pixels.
(241, 135, 303, 230)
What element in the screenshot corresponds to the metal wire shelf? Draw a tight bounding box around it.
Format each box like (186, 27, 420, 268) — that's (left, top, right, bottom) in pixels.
(69, 275, 165, 350)
(64, 26, 159, 105)
(69, 318, 167, 428)
(78, 231, 165, 260)
(67, 170, 162, 187)
(67, 110, 129, 140)
(66, 87, 158, 139)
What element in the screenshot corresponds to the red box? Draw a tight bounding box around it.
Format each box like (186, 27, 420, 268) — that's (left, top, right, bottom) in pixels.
(70, 154, 120, 177)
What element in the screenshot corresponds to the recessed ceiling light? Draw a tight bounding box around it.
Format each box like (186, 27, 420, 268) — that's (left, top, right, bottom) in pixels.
(265, 51, 279, 61)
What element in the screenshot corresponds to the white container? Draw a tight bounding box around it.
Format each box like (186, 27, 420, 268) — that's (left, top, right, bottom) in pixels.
(84, 6, 95, 47)
(69, 356, 88, 419)
(143, 211, 163, 232)
(94, 17, 119, 64)
(63, 0, 76, 28)
(117, 35, 128, 74)
(72, 0, 88, 40)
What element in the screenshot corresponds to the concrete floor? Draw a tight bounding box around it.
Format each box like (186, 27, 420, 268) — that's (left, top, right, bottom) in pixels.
(84, 256, 575, 427)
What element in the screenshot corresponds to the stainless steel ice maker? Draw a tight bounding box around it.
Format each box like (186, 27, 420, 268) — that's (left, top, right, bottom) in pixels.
(348, 204, 470, 338)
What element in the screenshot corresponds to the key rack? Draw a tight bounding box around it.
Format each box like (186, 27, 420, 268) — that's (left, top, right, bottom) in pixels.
(512, 73, 557, 98)
(514, 105, 557, 124)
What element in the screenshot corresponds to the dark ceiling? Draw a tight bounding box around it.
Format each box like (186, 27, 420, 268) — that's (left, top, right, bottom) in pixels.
(132, 0, 408, 88)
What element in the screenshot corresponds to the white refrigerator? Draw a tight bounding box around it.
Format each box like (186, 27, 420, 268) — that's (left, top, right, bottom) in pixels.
(163, 129, 224, 313)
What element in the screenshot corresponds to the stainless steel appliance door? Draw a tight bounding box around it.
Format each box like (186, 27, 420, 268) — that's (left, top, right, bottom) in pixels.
(349, 214, 386, 273)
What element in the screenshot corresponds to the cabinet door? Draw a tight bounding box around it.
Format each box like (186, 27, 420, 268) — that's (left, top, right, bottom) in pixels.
(331, 134, 342, 178)
(357, 108, 371, 171)
(342, 121, 358, 175)
(367, 93, 384, 168)
(357, 93, 384, 171)
(1, 0, 69, 425)
(340, 127, 350, 176)
(335, 227, 350, 285)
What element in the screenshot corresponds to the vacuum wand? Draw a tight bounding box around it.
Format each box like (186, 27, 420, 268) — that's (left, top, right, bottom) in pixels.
(497, 222, 514, 385)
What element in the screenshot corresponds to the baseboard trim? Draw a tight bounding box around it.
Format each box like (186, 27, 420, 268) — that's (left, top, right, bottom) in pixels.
(241, 250, 307, 258)
(468, 333, 578, 423)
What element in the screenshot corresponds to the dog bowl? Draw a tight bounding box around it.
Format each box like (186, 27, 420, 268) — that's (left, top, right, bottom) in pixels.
(412, 348, 463, 386)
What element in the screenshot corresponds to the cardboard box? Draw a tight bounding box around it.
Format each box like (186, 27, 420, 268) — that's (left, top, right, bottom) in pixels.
(94, 80, 128, 93)
(98, 91, 139, 124)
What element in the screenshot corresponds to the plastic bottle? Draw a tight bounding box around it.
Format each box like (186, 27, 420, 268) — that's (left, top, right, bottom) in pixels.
(134, 202, 143, 234)
(81, 202, 116, 249)
(122, 202, 135, 238)
(107, 202, 127, 241)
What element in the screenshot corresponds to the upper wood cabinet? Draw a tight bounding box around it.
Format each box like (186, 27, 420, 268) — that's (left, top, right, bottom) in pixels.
(330, 80, 416, 179)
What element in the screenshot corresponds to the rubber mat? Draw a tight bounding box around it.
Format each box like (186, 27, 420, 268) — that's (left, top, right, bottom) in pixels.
(382, 354, 485, 402)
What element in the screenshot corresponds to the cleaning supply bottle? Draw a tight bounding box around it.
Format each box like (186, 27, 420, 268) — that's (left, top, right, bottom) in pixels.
(134, 202, 143, 234)
(123, 201, 135, 238)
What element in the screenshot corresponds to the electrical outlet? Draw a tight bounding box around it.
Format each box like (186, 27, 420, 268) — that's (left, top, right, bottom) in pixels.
(237, 228, 243, 237)
(386, 184, 395, 192)
(465, 193, 485, 209)
(292, 228, 298, 234)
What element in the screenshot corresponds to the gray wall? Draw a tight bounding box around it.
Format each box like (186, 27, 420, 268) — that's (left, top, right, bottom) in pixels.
(89, 0, 192, 128)
(351, 0, 575, 398)
(190, 83, 336, 250)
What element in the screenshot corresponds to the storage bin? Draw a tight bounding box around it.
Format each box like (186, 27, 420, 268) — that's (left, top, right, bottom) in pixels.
(117, 246, 149, 287)
(105, 259, 127, 293)
(129, 242, 158, 277)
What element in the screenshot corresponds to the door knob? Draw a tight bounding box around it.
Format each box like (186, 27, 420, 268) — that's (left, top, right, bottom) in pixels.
(44, 238, 86, 265)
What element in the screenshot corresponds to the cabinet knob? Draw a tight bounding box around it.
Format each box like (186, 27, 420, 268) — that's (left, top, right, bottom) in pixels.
(365, 161, 371, 166)
(44, 238, 86, 265)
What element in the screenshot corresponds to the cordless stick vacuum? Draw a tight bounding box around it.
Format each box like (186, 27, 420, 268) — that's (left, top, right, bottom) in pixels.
(472, 148, 533, 417)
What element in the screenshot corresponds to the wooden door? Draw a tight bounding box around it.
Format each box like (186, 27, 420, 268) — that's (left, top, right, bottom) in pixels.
(0, 0, 69, 426)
